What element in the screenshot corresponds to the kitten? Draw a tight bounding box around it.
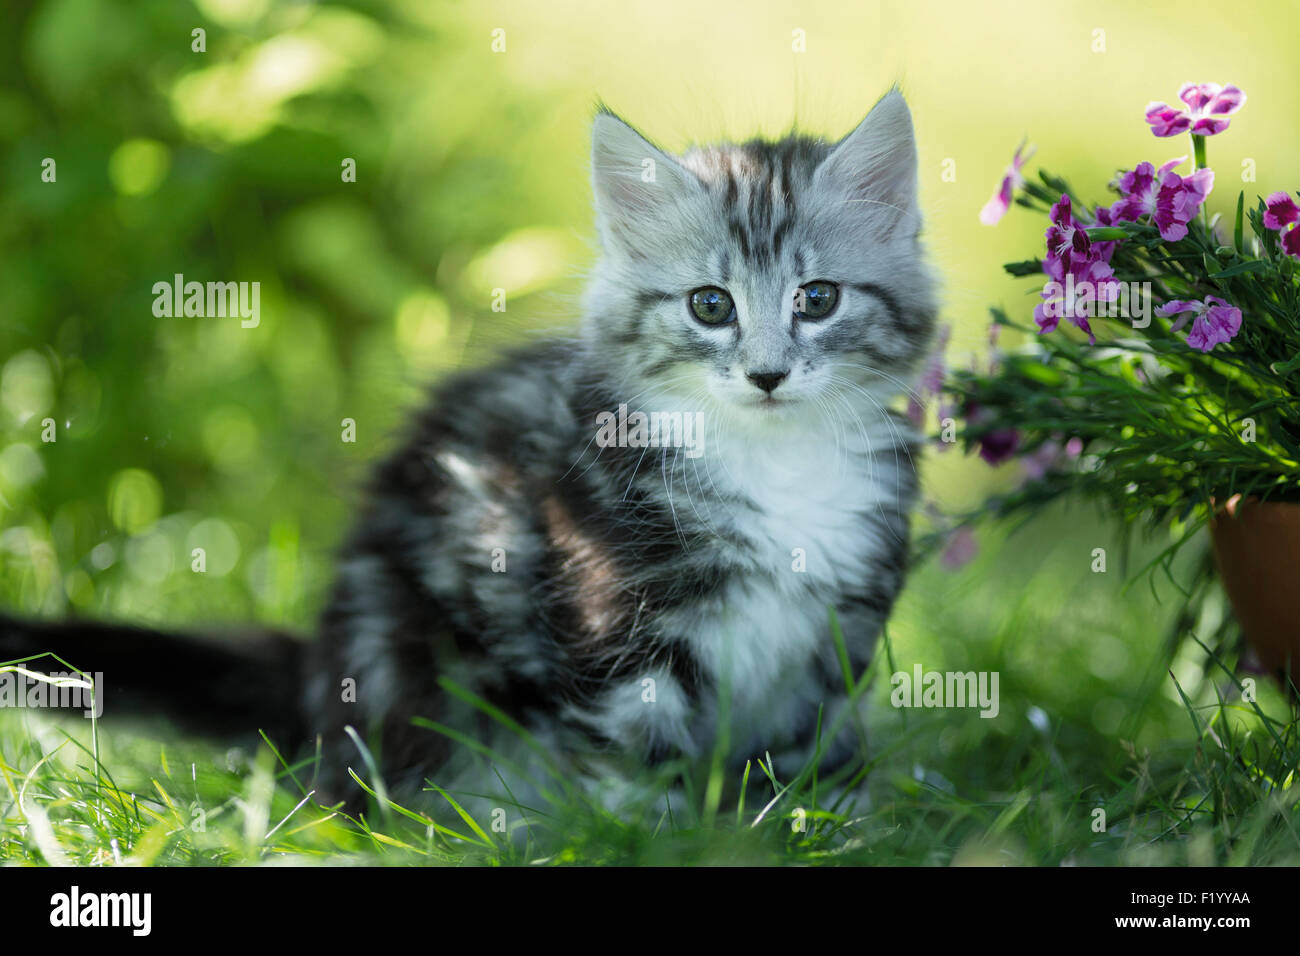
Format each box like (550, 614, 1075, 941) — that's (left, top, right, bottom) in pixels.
(2, 90, 937, 813)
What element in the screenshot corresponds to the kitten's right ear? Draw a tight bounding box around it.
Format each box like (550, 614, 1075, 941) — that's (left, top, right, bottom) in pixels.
(813, 90, 920, 239)
(591, 108, 700, 249)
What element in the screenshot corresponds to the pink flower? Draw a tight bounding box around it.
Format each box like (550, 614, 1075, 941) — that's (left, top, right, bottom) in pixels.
(1145, 83, 1246, 137)
(1109, 157, 1213, 242)
(1035, 194, 1120, 344)
(979, 428, 1020, 465)
(980, 139, 1035, 226)
(1019, 435, 1083, 482)
(907, 324, 951, 428)
(1033, 257, 1119, 344)
(962, 402, 1020, 466)
(1263, 191, 1300, 259)
(941, 526, 978, 570)
(1155, 296, 1243, 352)
(1042, 194, 1119, 281)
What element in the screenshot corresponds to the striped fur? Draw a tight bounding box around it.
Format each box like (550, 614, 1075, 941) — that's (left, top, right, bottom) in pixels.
(306, 90, 938, 807)
(1, 93, 938, 816)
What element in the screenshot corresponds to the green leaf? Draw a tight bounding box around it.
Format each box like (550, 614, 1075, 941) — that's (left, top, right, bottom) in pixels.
(1085, 227, 1128, 241)
(1234, 191, 1244, 252)
(1037, 170, 1070, 194)
(1272, 353, 1300, 375)
(425, 781, 495, 848)
(1011, 360, 1064, 386)
(1208, 259, 1266, 279)
(1003, 258, 1043, 277)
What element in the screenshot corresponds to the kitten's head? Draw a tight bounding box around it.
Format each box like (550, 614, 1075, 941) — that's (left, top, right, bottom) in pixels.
(582, 90, 937, 425)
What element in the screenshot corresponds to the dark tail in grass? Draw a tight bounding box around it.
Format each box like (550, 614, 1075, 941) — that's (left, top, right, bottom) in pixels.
(0, 614, 307, 745)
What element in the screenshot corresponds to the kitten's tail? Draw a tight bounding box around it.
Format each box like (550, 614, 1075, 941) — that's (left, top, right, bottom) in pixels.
(0, 613, 307, 745)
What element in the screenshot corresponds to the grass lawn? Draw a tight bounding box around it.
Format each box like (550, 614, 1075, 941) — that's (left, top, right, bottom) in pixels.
(3, 504, 1298, 866)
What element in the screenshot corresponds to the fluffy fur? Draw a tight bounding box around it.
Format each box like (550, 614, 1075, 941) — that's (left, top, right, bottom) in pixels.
(3, 90, 938, 813)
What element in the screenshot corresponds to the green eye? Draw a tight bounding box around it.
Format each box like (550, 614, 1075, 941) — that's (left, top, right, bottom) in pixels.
(689, 287, 736, 325)
(795, 281, 839, 320)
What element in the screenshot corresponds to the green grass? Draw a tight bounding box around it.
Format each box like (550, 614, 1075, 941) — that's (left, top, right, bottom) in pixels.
(3, 509, 1299, 866)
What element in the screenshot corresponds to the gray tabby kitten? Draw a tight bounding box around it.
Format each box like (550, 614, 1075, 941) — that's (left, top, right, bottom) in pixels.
(2, 90, 936, 812)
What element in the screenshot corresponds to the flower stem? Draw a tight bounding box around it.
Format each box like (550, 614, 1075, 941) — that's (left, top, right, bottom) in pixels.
(1191, 134, 1210, 235)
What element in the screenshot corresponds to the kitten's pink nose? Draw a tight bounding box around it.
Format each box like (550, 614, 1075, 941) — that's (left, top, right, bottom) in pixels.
(746, 370, 788, 394)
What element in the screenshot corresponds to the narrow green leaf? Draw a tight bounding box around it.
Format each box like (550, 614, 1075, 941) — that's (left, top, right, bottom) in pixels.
(1234, 191, 1244, 252)
(1209, 259, 1266, 278)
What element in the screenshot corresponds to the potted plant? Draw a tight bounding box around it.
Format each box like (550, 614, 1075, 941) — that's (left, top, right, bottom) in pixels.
(928, 83, 1300, 686)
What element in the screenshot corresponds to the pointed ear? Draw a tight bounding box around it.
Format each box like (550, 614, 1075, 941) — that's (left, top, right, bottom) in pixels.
(813, 90, 919, 237)
(591, 109, 701, 250)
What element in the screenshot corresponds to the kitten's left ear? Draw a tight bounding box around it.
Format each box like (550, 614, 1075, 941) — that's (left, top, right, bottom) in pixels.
(813, 90, 919, 237)
(591, 108, 702, 250)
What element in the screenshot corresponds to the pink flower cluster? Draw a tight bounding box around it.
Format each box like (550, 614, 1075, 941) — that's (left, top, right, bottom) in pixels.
(984, 82, 1264, 354)
(1032, 194, 1119, 344)
(1108, 157, 1213, 242)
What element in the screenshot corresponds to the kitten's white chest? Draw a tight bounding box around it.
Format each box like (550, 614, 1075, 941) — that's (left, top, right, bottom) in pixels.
(732, 451, 881, 581)
(680, 419, 903, 711)
(588, 408, 912, 760)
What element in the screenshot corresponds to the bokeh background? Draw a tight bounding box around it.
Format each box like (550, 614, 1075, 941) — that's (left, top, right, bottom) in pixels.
(2, 0, 1297, 762)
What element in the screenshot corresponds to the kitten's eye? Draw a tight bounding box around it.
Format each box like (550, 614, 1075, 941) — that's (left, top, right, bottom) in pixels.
(794, 281, 839, 320)
(688, 287, 736, 325)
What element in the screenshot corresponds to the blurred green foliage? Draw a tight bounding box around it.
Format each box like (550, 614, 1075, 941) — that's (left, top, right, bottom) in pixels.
(3, 0, 1299, 872)
(1, 0, 1297, 651)
(4, 5, 1300, 868)
(0, 0, 599, 625)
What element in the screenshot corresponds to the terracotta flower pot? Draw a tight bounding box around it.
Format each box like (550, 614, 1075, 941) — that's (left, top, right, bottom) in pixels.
(1209, 495, 1300, 688)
